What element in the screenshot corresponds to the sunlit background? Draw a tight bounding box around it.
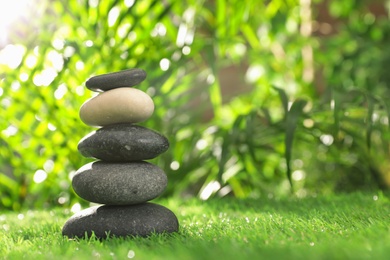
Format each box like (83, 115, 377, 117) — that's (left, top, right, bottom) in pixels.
(1, 0, 390, 210)
(0, 0, 29, 44)
(0, 0, 28, 70)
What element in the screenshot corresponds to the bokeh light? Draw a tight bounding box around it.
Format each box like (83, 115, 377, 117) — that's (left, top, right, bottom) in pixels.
(0, 0, 30, 44)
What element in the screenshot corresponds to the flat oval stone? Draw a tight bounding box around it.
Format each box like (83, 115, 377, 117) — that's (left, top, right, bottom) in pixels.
(78, 124, 169, 162)
(79, 88, 154, 127)
(86, 68, 147, 92)
(62, 203, 179, 239)
(72, 161, 167, 205)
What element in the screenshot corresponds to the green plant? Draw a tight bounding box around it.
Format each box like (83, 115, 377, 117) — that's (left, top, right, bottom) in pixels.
(300, 0, 390, 192)
(1, 0, 390, 210)
(0, 0, 311, 210)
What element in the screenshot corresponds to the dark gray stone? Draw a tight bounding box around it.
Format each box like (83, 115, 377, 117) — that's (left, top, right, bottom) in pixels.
(78, 124, 169, 162)
(86, 68, 147, 92)
(72, 161, 167, 205)
(62, 203, 179, 239)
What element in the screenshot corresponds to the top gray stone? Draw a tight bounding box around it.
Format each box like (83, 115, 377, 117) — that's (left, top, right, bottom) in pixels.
(86, 68, 147, 92)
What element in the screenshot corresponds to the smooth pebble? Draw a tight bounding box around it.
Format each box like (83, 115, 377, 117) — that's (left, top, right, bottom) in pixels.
(72, 161, 167, 205)
(78, 124, 169, 162)
(79, 87, 154, 127)
(62, 203, 179, 239)
(86, 68, 147, 92)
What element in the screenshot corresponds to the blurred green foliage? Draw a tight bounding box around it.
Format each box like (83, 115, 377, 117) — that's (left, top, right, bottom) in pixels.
(0, 0, 389, 210)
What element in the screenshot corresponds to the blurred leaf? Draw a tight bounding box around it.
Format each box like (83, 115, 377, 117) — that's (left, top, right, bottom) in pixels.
(273, 87, 289, 116)
(364, 93, 375, 151)
(285, 99, 307, 190)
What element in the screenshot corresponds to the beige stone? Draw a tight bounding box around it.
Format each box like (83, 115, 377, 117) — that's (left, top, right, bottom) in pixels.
(79, 87, 154, 126)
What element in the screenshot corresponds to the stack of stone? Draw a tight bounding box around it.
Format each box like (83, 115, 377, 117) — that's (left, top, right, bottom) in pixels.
(62, 69, 179, 239)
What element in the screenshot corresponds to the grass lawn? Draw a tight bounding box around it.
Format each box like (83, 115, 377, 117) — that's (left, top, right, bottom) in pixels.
(0, 192, 389, 259)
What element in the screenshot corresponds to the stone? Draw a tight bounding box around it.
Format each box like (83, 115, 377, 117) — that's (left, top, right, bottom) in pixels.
(62, 203, 179, 239)
(78, 124, 169, 162)
(86, 68, 147, 92)
(72, 161, 167, 205)
(79, 87, 154, 127)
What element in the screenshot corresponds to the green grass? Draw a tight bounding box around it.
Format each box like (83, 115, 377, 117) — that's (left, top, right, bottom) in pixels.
(1, 192, 389, 260)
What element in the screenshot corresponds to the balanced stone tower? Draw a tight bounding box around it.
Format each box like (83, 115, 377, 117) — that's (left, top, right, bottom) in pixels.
(62, 68, 179, 239)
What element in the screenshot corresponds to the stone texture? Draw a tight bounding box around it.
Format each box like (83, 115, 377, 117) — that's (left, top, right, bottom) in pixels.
(62, 203, 179, 239)
(86, 68, 147, 92)
(79, 87, 154, 127)
(78, 124, 169, 162)
(72, 161, 167, 205)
